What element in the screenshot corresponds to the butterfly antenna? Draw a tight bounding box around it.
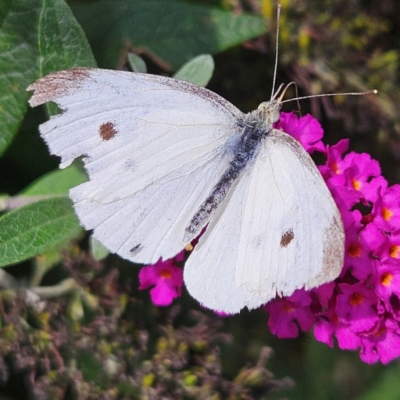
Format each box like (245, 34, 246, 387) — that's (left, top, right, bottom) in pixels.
(270, 5, 281, 101)
(280, 89, 378, 104)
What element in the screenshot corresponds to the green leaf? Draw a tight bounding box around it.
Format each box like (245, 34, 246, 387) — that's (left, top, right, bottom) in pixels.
(38, 0, 96, 77)
(0, 0, 42, 157)
(72, 0, 268, 70)
(20, 162, 87, 196)
(36, 0, 97, 116)
(173, 54, 214, 86)
(127, 53, 147, 73)
(0, 197, 82, 267)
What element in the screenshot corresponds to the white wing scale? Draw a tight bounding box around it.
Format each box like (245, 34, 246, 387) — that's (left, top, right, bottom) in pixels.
(184, 129, 344, 313)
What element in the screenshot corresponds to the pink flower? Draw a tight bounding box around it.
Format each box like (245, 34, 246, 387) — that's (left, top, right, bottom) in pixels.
(374, 228, 400, 265)
(139, 255, 183, 306)
(339, 152, 383, 202)
(274, 112, 325, 153)
(321, 148, 384, 207)
(314, 309, 361, 350)
(372, 184, 400, 230)
(371, 261, 400, 304)
(265, 289, 315, 338)
(359, 318, 400, 364)
(336, 281, 379, 332)
(318, 139, 349, 179)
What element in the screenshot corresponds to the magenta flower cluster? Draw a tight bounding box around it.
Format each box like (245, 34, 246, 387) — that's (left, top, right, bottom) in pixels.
(269, 112, 400, 364)
(138, 112, 400, 364)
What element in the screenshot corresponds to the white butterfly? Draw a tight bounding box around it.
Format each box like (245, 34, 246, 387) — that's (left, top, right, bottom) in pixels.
(27, 67, 344, 313)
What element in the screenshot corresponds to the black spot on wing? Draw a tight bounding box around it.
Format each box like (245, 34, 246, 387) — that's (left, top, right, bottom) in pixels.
(130, 244, 141, 253)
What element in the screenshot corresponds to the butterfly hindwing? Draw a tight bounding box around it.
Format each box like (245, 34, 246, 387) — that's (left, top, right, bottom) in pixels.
(235, 129, 344, 296)
(184, 129, 344, 313)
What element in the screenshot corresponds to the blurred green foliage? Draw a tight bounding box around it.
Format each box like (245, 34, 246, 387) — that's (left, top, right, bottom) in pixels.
(1, 0, 400, 398)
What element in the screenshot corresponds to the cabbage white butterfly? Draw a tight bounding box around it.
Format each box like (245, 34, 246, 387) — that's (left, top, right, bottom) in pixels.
(27, 66, 345, 313)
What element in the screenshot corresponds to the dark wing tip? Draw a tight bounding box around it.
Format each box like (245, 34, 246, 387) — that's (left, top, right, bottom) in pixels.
(27, 67, 93, 107)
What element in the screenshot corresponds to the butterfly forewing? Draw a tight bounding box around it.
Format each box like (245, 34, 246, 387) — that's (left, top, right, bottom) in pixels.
(28, 68, 244, 263)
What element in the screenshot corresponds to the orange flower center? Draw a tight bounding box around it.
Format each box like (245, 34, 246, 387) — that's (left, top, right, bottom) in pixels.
(389, 245, 400, 259)
(351, 178, 361, 190)
(350, 292, 364, 306)
(373, 326, 386, 338)
(283, 303, 294, 313)
(347, 243, 362, 258)
(332, 162, 340, 174)
(380, 272, 393, 286)
(382, 207, 393, 222)
(160, 269, 172, 279)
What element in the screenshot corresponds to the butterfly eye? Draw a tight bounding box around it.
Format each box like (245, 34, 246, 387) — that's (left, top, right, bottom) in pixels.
(257, 102, 269, 112)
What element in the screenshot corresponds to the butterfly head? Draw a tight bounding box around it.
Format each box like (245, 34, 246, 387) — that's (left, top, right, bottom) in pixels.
(257, 100, 281, 125)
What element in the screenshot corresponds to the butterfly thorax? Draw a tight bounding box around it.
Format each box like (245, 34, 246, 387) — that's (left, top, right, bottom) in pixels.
(183, 101, 280, 243)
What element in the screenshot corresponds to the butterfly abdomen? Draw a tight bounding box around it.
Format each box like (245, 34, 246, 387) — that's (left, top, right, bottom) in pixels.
(184, 116, 272, 242)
